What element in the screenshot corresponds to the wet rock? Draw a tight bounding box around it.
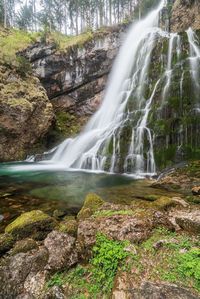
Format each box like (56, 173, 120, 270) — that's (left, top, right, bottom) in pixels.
(131, 281, 199, 299)
(0, 233, 15, 256)
(44, 230, 78, 272)
(5, 210, 57, 241)
(0, 247, 48, 298)
(175, 210, 200, 234)
(77, 193, 105, 220)
(192, 186, 200, 195)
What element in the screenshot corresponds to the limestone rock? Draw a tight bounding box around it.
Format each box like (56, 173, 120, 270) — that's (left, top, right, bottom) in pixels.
(131, 281, 199, 299)
(44, 230, 78, 272)
(0, 66, 54, 161)
(0, 247, 48, 298)
(175, 210, 200, 233)
(171, 0, 200, 32)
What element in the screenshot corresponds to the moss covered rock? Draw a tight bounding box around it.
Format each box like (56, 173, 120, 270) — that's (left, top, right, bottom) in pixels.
(152, 196, 177, 210)
(0, 233, 15, 256)
(58, 217, 78, 236)
(5, 210, 57, 240)
(77, 193, 105, 220)
(11, 238, 38, 255)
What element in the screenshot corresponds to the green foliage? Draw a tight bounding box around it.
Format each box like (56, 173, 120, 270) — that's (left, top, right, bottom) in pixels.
(47, 272, 65, 288)
(47, 234, 133, 298)
(0, 28, 40, 66)
(178, 248, 200, 291)
(90, 233, 130, 293)
(16, 56, 32, 77)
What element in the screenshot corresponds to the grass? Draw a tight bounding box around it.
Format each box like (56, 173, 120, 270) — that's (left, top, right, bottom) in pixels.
(0, 28, 40, 66)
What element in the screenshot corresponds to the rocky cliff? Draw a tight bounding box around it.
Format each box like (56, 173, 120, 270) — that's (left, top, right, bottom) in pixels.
(171, 0, 200, 32)
(21, 26, 124, 148)
(0, 65, 54, 161)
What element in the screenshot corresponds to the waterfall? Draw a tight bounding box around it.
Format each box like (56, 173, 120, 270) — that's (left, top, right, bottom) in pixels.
(19, 2, 199, 177)
(49, 0, 165, 176)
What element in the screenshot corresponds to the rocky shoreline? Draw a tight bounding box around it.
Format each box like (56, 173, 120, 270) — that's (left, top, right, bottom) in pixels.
(0, 162, 199, 299)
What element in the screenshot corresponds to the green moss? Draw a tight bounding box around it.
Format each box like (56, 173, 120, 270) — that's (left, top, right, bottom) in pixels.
(143, 194, 160, 202)
(152, 196, 176, 210)
(93, 209, 134, 218)
(0, 233, 15, 256)
(186, 196, 200, 204)
(58, 219, 78, 236)
(11, 238, 38, 255)
(77, 193, 105, 220)
(6, 98, 33, 109)
(5, 210, 57, 240)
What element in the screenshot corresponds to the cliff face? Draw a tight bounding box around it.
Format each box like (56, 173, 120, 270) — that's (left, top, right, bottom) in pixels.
(0, 65, 54, 161)
(171, 0, 200, 32)
(20, 26, 124, 148)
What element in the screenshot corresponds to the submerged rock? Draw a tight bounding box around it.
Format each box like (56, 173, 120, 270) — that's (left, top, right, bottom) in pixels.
(5, 210, 57, 240)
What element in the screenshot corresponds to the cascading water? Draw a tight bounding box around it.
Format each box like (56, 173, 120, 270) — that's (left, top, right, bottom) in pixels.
(49, 0, 166, 176)
(43, 0, 200, 176)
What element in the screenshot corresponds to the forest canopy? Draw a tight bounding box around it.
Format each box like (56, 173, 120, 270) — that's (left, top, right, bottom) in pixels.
(0, 0, 160, 35)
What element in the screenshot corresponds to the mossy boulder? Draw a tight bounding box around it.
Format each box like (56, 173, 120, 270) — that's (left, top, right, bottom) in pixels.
(58, 216, 78, 236)
(152, 196, 177, 210)
(5, 210, 57, 240)
(77, 193, 105, 220)
(0, 233, 15, 256)
(11, 238, 38, 255)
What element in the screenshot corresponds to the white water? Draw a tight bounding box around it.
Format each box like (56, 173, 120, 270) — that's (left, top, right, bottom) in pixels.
(48, 0, 165, 176)
(9, 3, 200, 177)
(187, 28, 200, 92)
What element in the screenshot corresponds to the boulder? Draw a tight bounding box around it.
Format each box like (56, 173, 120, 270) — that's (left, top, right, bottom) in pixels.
(5, 210, 57, 240)
(131, 281, 200, 299)
(44, 230, 78, 272)
(175, 211, 200, 233)
(77, 193, 105, 220)
(0, 247, 49, 298)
